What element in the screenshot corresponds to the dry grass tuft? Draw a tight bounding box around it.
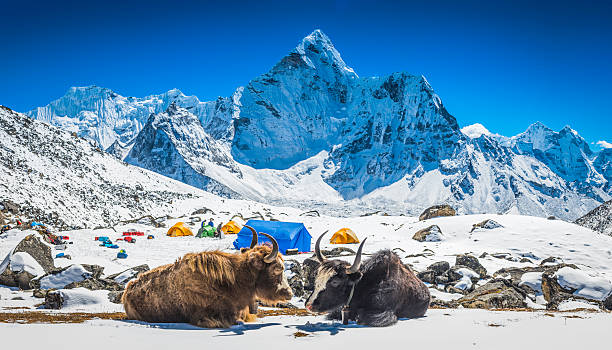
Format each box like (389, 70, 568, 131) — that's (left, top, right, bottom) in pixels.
(0, 312, 126, 324)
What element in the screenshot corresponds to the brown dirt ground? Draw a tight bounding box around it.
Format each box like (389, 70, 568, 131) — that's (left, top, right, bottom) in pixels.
(0, 312, 127, 324)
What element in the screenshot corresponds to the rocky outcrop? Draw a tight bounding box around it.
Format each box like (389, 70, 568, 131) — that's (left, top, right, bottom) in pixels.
(412, 225, 444, 242)
(454, 279, 527, 309)
(455, 254, 487, 278)
(575, 200, 612, 235)
(14, 234, 54, 273)
(470, 219, 503, 232)
(419, 205, 456, 221)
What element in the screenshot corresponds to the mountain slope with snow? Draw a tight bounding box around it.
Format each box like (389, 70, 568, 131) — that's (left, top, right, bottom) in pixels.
(23, 30, 612, 220)
(575, 200, 612, 235)
(0, 106, 224, 229)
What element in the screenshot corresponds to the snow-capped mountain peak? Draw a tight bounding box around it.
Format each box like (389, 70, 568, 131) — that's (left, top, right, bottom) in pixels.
(461, 123, 492, 138)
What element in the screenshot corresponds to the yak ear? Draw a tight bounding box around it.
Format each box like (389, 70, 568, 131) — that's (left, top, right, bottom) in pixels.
(240, 248, 249, 253)
(348, 271, 363, 283)
(248, 251, 264, 270)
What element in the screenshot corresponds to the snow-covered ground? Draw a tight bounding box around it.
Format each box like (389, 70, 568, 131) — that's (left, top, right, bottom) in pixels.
(2, 210, 612, 348)
(0, 309, 609, 350)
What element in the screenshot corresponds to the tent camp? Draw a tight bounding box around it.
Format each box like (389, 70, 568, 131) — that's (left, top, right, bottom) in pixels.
(232, 220, 311, 254)
(167, 222, 193, 237)
(221, 220, 242, 235)
(330, 228, 360, 244)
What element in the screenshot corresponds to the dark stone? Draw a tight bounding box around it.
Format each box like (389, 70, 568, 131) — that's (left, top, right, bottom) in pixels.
(454, 279, 527, 309)
(44, 291, 64, 309)
(450, 266, 480, 283)
(419, 205, 456, 221)
(64, 277, 123, 291)
(604, 294, 612, 311)
(284, 259, 305, 297)
(416, 270, 435, 284)
(301, 257, 320, 291)
(455, 254, 487, 277)
(540, 257, 563, 265)
(427, 261, 450, 276)
(320, 247, 356, 257)
(0, 268, 36, 290)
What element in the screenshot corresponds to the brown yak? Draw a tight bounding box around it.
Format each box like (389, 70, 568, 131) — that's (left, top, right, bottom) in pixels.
(122, 226, 292, 328)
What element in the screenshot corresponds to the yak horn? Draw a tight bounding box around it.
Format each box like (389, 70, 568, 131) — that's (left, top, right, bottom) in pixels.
(347, 238, 367, 274)
(245, 225, 258, 249)
(261, 232, 279, 263)
(314, 231, 329, 263)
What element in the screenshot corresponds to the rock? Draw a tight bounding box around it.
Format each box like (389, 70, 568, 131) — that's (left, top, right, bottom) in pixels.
(284, 259, 305, 298)
(604, 294, 612, 311)
(81, 264, 105, 279)
(493, 263, 577, 287)
(540, 256, 563, 265)
(412, 225, 444, 242)
(450, 266, 480, 283)
(455, 254, 487, 277)
(444, 285, 468, 295)
(108, 291, 124, 304)
(427, 261, 450, 276)
(191, 208, 215, 215)
(32, 289, 50, 298)
(11, 296, 25, 300)
(547, 216, 556, 220)
(419, 205, 456, 221)
(320, 247, 356, 257)
(13, 234, 55, 273)
(0, 269, 35, 290)
(1, 200, 20, 214)
(106, 264, 150, 285)
(44, 290, 64, 309)
(64, 277, 123, 291)
(519, 258, 532, 264)
(470, 219, 503, 232)
(301, 257, 320, 291)
(454, 279, 527, 309)
(416, 270, 436, 284)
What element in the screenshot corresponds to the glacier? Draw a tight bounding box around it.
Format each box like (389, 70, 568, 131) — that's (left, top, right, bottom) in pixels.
(24, 29, 612, 220)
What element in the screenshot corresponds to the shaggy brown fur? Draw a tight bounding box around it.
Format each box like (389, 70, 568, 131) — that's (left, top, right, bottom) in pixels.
(122, 245, 292, 328)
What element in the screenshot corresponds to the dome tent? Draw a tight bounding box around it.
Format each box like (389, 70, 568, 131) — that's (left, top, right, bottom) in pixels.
(330, 228, 359, 244)
(221, 221, 242, 235)
(232, 220, 311, 254)
(167, 222, 193, 237)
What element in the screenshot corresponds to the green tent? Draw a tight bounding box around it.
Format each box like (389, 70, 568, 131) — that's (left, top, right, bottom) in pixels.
(196, 225, 215, 238)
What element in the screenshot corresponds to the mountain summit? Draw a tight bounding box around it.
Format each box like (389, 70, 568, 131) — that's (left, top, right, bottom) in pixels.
(24, 30, 612, 220)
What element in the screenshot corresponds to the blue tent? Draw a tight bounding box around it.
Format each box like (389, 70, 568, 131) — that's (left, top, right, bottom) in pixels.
(232, 220, 312, 254)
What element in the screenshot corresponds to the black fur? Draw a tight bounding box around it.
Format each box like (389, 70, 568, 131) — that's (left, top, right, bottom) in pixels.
(307, 250, 430, 327)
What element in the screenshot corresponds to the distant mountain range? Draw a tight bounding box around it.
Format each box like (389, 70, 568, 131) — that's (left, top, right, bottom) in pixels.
(24, 30, 612, 220)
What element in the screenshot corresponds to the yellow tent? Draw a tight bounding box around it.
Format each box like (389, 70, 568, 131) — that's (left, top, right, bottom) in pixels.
(221, 220, 242, 235)
(167, 222, 193, 237)
(330, 228, 360, 244)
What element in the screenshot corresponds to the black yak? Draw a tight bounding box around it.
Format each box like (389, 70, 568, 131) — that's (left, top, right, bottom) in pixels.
(305, 232, 430, 326)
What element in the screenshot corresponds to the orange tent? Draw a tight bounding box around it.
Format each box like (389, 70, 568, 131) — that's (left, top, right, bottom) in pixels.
(167, 222, 193, 237)
(330, 228, 360, 244)
(221, 220, 242, 235)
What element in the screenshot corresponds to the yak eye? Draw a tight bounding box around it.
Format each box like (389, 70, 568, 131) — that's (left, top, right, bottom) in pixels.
(329, 279, 342, 288)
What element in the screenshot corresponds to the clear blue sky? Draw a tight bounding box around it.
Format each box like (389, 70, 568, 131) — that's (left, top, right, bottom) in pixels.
(1, 0, 610, 147)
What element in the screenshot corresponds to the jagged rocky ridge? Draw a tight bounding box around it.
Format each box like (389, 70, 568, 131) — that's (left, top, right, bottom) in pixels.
(0, 106, 216, 229)
(25, 30, 612, 220)
(575, 200, 612, 235)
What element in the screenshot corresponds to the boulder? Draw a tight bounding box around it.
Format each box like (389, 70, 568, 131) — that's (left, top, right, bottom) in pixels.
(604, 293, 612, 311)
(320, 247, 356, 257)
(1, 200, 20, 214)
(0, 269, 36, 290)
(301, 257, 320, 291)
(13, 234, 55, 273)
(470, 219, 503, 232)
(419, 205, 456, 221)
(106, 264, 150, 285)
(427, 261, 450, 276)
(65, 277, 123, 291)
(284, 260, 305, 298)
(416, 270, 436, 284)
(44, 290, 64, 309)
(455, 254, 487, 277)
(108, 291, 124, 304)
(454, 279, 527, 309)
(412, 225, 444, 242)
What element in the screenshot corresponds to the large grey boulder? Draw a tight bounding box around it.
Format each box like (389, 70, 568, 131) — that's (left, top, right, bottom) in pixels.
(455, 254, 487, 277)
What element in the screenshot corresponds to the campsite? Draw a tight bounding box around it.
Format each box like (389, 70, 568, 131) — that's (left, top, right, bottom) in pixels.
(2, 197, 612, 349)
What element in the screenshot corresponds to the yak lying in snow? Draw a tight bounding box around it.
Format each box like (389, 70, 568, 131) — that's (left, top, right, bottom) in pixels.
(122, 226, 292, 328)
(305, 233, 430, 327)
